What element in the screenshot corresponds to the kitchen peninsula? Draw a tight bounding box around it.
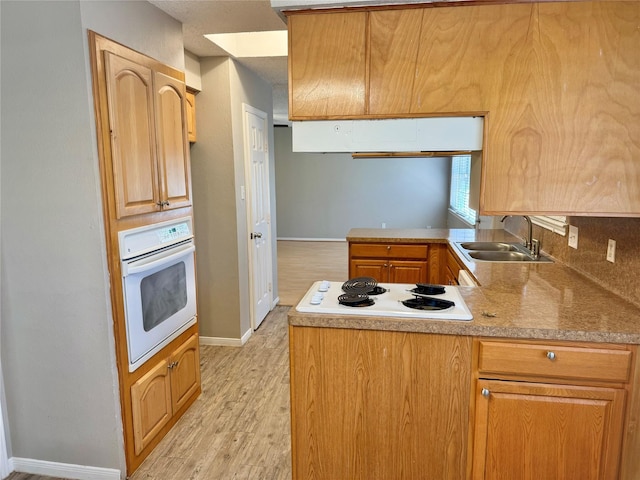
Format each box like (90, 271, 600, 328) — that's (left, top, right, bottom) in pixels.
(288, 228, 640, 480)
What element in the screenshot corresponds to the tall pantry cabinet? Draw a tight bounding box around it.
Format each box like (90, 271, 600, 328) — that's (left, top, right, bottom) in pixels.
(89, 31, 200, 474)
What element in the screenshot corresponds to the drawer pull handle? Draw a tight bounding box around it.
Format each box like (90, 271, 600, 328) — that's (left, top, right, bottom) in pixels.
(546, 351, 557, 361)
(481, 388, 490, 398)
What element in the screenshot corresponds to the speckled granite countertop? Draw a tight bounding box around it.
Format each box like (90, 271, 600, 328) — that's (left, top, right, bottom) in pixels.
(288, 228, 640, 344)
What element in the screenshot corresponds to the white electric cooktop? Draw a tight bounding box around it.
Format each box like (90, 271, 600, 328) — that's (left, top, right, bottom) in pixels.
(296, 281, 473, 320)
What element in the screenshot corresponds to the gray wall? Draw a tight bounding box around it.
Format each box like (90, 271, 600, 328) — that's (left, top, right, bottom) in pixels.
(1, 0, 183, 475)
(274, 126, 451, 239)
(191, 57, 276, 340)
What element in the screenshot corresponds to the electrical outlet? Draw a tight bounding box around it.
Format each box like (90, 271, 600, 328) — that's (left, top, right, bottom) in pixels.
(607, 239, 616, 263)
(381, 222, 386, 229)
(568, 225, 579, 249)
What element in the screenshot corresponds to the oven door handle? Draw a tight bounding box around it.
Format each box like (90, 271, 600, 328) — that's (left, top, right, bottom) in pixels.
(123, 243, 195, 276)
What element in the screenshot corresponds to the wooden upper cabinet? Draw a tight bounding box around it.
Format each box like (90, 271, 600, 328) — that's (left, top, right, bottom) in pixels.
(288, 11, 367, 119)
(368, 9, 423, 115)
(105, 52, 160, 218)
(481, 1, 640, 215)
(103, 51, 191, 220)
(411, 4, 533, 115)
(286, 2, 640, 216)
(154, 72, 192, 211)
(185, 90, 196, 143)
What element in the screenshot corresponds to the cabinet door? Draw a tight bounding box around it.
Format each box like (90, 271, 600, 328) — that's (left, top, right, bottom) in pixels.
(154, 71, 192, 211)
(388, 260, 427, 284)
(349, 259, 388, 282)
(170, 334, 201, 413)
(185, 90, 196, 143)
(290, 327, 471, 480)
(289, 12, 367, 119)
(130, 358, 172, 455)
(104, 52, 160, 218)
(369, 9, 424, 115)
(472, 379, 626, 480)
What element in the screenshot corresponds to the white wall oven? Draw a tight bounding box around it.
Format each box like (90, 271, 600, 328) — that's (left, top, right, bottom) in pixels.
(119, 217, 197, 372)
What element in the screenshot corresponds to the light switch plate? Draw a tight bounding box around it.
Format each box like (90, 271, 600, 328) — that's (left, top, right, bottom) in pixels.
(568, 225, 578, 249)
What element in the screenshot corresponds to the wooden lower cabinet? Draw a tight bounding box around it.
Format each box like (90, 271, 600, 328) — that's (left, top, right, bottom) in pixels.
(350, 258, 428, 283)
(289, 326, 472, 480)
(131, 334, 200, 455)
(472, 380, 626, 480)
(471, 339, 633, 480)
(348, 242, 441, 284)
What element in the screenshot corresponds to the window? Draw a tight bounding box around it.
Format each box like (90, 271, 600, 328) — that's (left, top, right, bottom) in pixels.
(449, 155, 477, 225)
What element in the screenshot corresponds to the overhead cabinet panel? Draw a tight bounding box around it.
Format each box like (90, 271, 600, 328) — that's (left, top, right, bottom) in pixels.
(368, 9, 424, 115)
(104, 52, 192, 219)
(154, 71, 192, 211)
(105, 52, 160, 218)
(289, 11, 367, 118)
(481, 1, 640, 214)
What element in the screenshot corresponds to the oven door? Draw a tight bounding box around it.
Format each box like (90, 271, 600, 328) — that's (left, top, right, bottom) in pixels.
(122, 240, 197, 372)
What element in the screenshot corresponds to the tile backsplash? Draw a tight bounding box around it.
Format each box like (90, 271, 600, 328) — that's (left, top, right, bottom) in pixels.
(505, 217, 640, 308)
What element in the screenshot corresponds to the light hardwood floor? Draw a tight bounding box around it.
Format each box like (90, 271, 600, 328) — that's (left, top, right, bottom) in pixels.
(277, 240, 347, 306)
(5, 241, 346, 480)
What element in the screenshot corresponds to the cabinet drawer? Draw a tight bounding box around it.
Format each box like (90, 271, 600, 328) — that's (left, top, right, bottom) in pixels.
(478, 341, 633, 383)
(350, 243, 428, 259)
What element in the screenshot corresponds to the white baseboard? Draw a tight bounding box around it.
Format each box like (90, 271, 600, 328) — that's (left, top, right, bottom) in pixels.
(271, 296, 280, 308)
(11, 457, 120, 480)
(200, 328, 252, 347)
(276, 237, 345, 242)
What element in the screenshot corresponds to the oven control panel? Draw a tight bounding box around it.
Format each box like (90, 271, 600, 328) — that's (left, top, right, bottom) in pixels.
(119, 216, 194, 260)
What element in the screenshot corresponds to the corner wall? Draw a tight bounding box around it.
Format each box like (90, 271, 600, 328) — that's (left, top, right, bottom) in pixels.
(191, 57, 276, 340)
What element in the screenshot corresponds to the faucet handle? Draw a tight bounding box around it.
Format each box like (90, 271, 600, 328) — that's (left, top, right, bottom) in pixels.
(531, 239, 540, 258)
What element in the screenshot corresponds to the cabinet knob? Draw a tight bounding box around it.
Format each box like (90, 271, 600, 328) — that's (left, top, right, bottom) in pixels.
(546, 351, 556, 361)
(387, 245, 391, 251)
(481, 388, 490, 398)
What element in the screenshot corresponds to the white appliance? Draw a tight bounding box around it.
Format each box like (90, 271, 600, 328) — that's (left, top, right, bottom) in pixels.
(291, 117, 483, 152)
(119, 217, 197, 372)
(296, 281, 473, 320)
(457, 270, 478, 287)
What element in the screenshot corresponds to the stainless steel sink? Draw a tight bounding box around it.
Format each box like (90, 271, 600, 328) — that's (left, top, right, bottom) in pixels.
(459, 242, 520, 252)
(455, 242, 554, 263)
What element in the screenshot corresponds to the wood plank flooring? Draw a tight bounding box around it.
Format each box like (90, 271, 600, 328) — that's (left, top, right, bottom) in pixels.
(277, 240, 347, 306)
(6, 241, 345, 480)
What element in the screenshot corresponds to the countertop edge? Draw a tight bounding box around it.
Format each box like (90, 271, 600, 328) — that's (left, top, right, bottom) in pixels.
(287, 309, 640, 345)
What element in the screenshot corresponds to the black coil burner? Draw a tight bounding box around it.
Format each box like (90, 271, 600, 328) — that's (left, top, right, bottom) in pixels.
(402, 297, 455, 311)
(407, 283, 446, 296)
(338, 293, 375, 307)
(342, 277, 387, 295)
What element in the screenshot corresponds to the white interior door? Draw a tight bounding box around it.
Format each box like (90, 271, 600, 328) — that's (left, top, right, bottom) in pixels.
(243, 104, 272, 330)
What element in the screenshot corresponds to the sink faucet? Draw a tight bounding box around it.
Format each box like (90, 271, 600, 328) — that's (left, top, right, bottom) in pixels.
(501, 215, 539, 258)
